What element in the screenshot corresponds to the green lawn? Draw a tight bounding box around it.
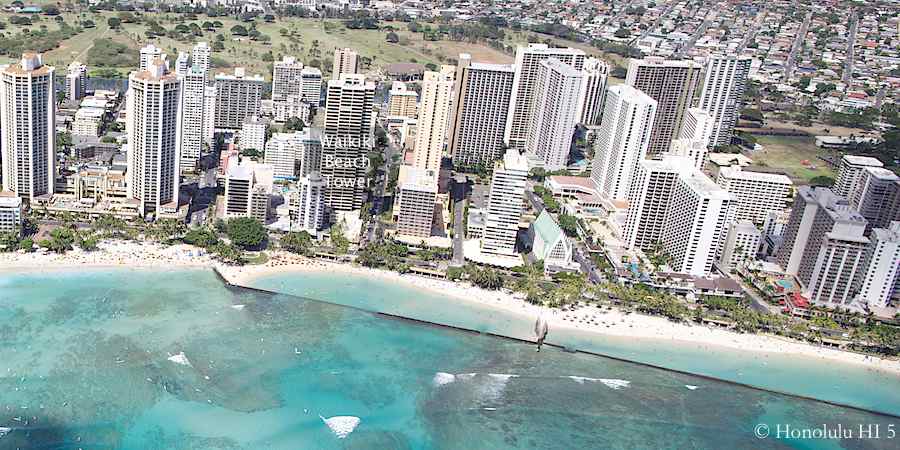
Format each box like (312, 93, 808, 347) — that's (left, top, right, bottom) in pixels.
(1, 11, 624, 83)
(748, 136, 837, 184)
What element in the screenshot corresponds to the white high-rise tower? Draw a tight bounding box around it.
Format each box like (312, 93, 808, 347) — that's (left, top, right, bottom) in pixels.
(526, 58, 582, 171)
(575, 57, 609, 125)
(179, 65, 207, 172)
(505, 43, 585, 150)
(590, 84, 657, 201)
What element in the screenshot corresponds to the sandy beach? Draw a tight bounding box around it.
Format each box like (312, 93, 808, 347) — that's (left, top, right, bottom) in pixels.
(218, 253, 900, 375)
(0, 241, 214, 271)
(3, 244, 899, 375)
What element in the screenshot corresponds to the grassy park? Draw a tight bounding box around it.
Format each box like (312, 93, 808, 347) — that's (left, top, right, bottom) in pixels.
(748, 135, 838, 184)
(0, 10, 633, 81)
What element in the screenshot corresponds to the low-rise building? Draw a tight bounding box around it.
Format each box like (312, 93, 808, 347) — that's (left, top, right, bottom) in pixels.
(0, 192, 23, 236)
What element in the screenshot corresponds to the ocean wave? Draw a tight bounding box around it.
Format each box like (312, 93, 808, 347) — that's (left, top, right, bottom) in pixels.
(566, 376, 631, 389)
(433, 372, 456, 387)
(167, 352, 191, 367)
(320, 415, 360, 439)
(231, 304, 245, 310)
(0, 427, 9, 438)
(685, 385, 699, 390)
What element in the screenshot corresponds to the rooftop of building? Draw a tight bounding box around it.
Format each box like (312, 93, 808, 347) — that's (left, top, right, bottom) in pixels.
(719, 165, 793, 184)
(681, 172, 733, 200)
(842, 154, 884, 166)
(864, 166, 899, 181)
(398, 165, 438, 191)
(532, 210, 565, 248)
(0, 191, 22, 207)
(801, 186, 868, 223)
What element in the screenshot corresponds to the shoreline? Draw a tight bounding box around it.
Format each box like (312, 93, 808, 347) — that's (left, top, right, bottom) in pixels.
(3, 245, 900, 376)
(217, 255, 900, 376)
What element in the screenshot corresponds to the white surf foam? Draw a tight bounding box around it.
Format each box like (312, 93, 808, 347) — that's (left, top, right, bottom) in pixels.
(479, 373, 518, 401)
(685, 385, 699, 390)
(167, 352, 191, 367)
(433, 372, 456, 387)
(231, 304, 245, 310)
(0, 427, 9, 439)
(566, 376, 630, 389)
(456, 372, 477, 381)
(320, 415, 360, 439)
(567, 376, 598, 384)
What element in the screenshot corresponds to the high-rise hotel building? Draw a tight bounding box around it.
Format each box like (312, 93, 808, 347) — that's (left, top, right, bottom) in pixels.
(214, 68, 264, 130)
(716, 166, 793, 226)
(482, 149, 529, 256)
(413, 66, 455, 175)
(661, 172, 735, 276)
(179, 65, 208, 172)
(698, 56, 751, 148)
(625, 57, 701, 156)
(505, 44, 585, 151)
(448, 54, 515, 170)
(126, 57, 183, 216)
(590, 84, 657, 202)
(1, 53, 56, 202)
(575, 57, 608, 126)
(526, 58, 582, 171)
(332, 48, 359, 80)
(322, 74, 375, 212)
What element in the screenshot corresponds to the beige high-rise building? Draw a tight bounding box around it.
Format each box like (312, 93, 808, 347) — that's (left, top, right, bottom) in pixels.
(322, 74, 375, 212)
(626, 57, 702, 156)
(448, 53, 515, 170)
(387, 81, 418, 118)
(224, 161, 274, 222)
(623, 155, 694, 252)
(833, 155, 884, 197)
(776, 187, 868, 288)
(332, 47, 359, 80)
(126, 58, 182, 216)
(413, 66, 455, 174)
(505, 44, 586, 151)
(1, 53, 56, 202)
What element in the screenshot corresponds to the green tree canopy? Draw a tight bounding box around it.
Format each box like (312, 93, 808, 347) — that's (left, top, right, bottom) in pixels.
(281, 231, 313, 255)
(226, 217, 267, 249)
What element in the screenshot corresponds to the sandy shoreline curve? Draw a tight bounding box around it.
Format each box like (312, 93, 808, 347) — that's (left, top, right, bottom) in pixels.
(217, 254, 900, 376)
(3, 244, 899, 375)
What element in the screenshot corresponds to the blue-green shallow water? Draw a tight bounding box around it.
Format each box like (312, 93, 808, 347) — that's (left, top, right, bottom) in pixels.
(0, 268, 896, 449)
(252, 271, 900, 417)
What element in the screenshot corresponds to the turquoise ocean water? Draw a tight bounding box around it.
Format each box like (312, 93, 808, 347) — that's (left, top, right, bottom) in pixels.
(0, 267, 897, 449)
